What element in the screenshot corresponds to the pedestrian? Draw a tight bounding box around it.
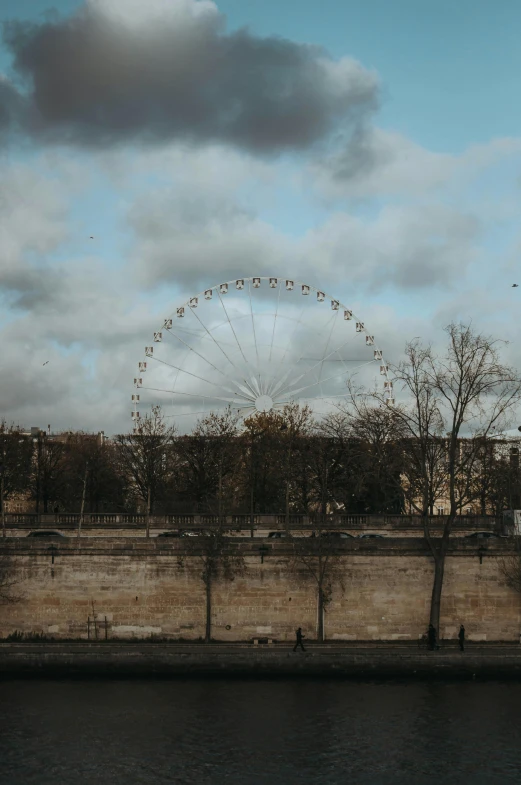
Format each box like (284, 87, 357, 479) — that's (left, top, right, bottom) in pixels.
(458, 624, 465, 652)
(293, 627, 306, 652)
(427, 623, 437, 651)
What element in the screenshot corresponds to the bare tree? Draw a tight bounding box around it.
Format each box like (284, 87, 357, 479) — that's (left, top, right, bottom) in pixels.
(289, 534, 346, 642)
(0, 553, 22, 604)
(115, 406, 177, 533)
(30, 432, 65, 516)
(61, 432, 127, 513)
(499, 540, 521, 595)
(176, 408, 240, 516)
(0, 422, 32, 537)
(388, 324, 521, 635)
(179, 528, 245, 643)
(341, 398, 407, 514)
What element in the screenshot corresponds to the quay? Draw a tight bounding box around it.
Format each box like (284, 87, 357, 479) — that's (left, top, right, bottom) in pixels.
(2, 642, 521, 679)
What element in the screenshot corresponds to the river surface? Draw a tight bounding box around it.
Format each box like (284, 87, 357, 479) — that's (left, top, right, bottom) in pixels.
(1, 679, 521, 784)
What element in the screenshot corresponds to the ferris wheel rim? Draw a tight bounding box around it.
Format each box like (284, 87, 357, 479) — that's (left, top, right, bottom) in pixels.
(132, 276, 394, 427)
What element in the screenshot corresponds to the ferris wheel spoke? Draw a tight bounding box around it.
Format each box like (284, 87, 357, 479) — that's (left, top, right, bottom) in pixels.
(276, 331, 372, 400)
(163, 410, 222, 419)
(140, 386, 252, 406)
(248, 280, 261, 379)
(164, 326, 231, 381)
(188, 301, 238, 372)
(268, 284, 282, 364)
(274, 304, 307, 376)
(150, 356, 237, 395)
(273, 310, 337, 392)
(299, 393, 352, 402)
(217, 291, 256, 377)
(283, 359, 377, 399)
(235, 379, 258, 400)
(266, 366, 293, 398)
(318, 309, 339, 385)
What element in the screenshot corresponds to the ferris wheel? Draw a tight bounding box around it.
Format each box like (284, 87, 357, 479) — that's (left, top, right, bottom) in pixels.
(131, 277, 393, 431)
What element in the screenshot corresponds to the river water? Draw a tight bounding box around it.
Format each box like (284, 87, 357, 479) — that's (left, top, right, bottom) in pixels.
(1, 679, 521, 784)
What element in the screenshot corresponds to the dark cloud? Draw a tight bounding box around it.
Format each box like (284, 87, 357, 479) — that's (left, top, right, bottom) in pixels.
(0, 77, 26, 137)
(2, 0, 378, 152)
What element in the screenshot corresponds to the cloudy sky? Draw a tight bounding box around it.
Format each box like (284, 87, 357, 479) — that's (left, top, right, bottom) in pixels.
(1, 0, 520, 434)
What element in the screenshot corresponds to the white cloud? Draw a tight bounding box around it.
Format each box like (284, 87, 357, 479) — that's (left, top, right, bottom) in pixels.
(310, 128, 521, 200)
(0, 162, 69, 293)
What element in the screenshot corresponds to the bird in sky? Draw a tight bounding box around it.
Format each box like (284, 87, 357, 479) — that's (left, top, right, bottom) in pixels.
(42, 361, 49, 366)
(512, 284, 519, 288)
(90, 236, 94, 239)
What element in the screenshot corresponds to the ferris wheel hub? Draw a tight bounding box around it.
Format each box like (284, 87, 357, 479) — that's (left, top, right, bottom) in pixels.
(255, 394, 274, 413)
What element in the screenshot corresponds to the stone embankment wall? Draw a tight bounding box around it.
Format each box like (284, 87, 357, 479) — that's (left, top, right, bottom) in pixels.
(0, 538, 519, 642)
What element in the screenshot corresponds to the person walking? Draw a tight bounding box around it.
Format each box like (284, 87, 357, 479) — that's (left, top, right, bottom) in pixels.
(458, 624, 465, 652)
(293, 627, 306, 652)
(427, 623, 437, 651)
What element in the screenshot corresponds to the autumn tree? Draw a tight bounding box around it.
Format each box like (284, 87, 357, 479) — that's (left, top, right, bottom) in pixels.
(240, 404, 315, 521)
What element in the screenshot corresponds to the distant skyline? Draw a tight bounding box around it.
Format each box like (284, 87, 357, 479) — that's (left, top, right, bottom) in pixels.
(0, 0, 520, 433)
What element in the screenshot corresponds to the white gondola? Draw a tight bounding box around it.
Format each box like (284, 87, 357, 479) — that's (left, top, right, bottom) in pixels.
(331, 299, 339, 310)
(380, 365, 388, 375)
(204, 289, 212, 300)
(366, 335, 374, 345)
(138, 362, 147, 372)
(190, 297, 198, 308)
(286, 280, 294, 290)
(374, 349, 383, 360)
(219, 283, 228, 295)
(384, 380, 393, 390)
(163, 319, 172, 329)
(253, 277, 261, 288)
(269, 278, 278, 288)
(154, 332, 162, 342)
(134, 378, 142, 387)
(344, 310, 352, 320)
(177, 307, 185, 318)
(302, 284, 310, 295)
(236, 279, 244, 289)
(386, 398, 395, 407)
(317, 291, 325, 302)
(132, 394, 140, 402)
(145, 347, 153, 357)
(356, 322, 364, 332)
(131, 411, 140, 420)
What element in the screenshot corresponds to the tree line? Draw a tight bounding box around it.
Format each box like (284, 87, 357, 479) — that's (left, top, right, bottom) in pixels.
(1, 321, 521, 638)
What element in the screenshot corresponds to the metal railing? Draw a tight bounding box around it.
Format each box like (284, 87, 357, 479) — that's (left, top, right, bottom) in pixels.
(2, 512, 500, 531)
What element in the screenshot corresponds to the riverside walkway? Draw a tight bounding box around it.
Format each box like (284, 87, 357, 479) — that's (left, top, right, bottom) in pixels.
(2, 642, 521, 678)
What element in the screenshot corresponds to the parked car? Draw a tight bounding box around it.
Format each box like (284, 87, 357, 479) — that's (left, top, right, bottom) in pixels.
(157, 531, 181, 538)
(180, 530, 206, 537)
(316, 531, 354, 539)
(27, 531, 67, 538)
(465, 532, 500, 539)
(359, 534, 385, 539)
